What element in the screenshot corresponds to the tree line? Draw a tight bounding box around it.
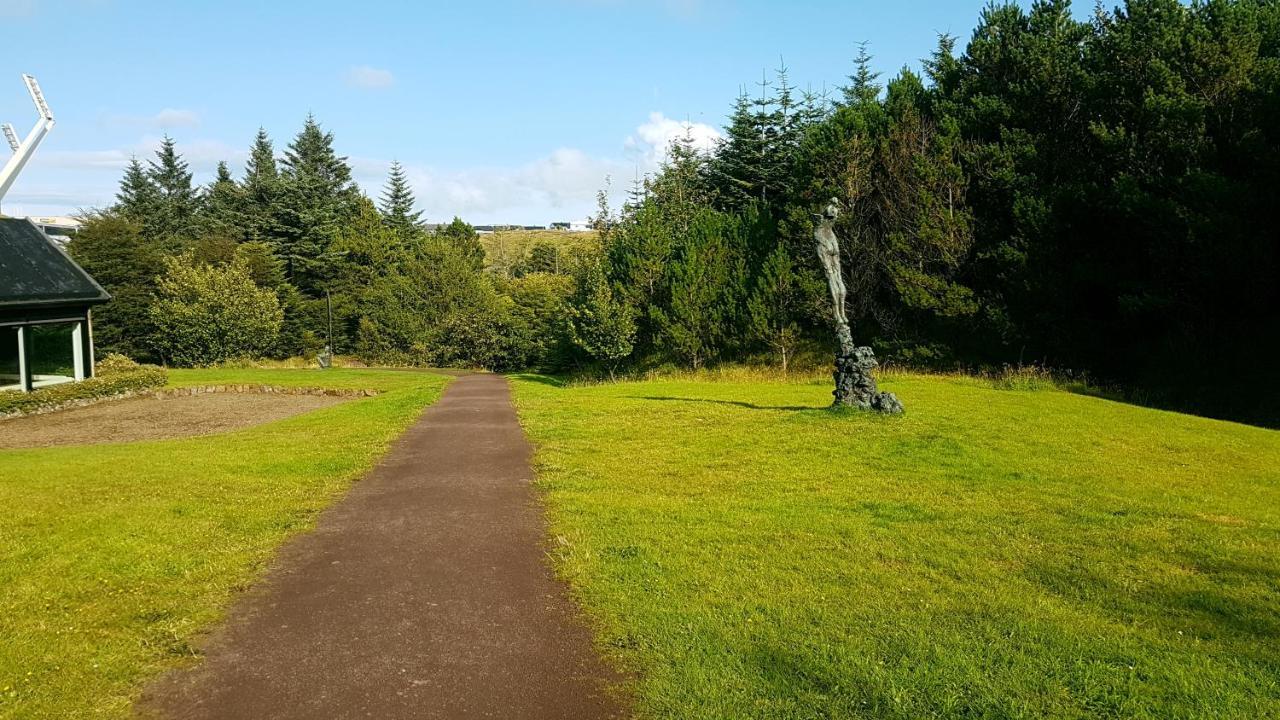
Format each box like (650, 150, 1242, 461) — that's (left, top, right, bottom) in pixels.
(70, 0, 1279, 424)
(589, 0, 1279, 424)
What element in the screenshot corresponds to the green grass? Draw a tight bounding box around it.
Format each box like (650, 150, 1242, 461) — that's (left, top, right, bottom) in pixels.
(511, 372, 1280, 719)
(0, 368, 450, 718)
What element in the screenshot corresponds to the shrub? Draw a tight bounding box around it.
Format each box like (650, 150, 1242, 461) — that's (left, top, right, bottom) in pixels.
(150, 254, 283, 367)
(0, 359, 167, 417)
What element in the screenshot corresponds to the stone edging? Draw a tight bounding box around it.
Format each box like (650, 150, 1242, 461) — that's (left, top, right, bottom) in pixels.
(1, 385, 378, 420)
(154, 385, 379, 399)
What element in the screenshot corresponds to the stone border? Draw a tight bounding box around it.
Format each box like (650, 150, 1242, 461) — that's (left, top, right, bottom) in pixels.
(1, 385, 378, 420)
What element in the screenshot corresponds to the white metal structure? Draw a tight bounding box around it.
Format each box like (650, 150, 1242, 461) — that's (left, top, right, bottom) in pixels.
(2, 124, 19, 152)
(0, 74, 55, 208)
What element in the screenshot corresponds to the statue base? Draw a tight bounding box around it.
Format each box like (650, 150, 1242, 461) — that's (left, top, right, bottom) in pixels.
(832, 325, 904, 413)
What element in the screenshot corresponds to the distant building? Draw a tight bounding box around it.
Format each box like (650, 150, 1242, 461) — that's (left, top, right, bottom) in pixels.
(26, 215, 82, 246)
(549, 221, 594, 232)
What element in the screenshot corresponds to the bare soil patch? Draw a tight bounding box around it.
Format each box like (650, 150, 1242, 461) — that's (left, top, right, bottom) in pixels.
(0, 392, 347, 449)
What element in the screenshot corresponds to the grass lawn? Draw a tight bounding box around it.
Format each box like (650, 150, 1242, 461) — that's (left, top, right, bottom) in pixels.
(511, 372, 1280, 719)
(0, 368, 450, 718)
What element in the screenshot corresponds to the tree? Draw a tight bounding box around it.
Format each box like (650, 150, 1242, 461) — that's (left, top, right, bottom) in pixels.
(146, 136, 202, 244)
(434, 217, 486, 271)
(67, 212, 165, 361)
(201, 161, 243, 239)
(651, 209, 740, 370)
(150, 255, 283, 366)
(115, 157, 158, 223)
(242, 127, 282, 245)
(379, 160, 424, 235)
(567, 261, 636, 380)
(747, 239, 802, 372)
(276, 115, 361, 293)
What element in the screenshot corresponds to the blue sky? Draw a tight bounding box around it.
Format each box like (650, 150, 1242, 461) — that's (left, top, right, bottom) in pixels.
(1, 0, 1087, 224)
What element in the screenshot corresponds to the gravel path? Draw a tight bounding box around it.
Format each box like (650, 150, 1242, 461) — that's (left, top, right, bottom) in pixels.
(138, 374, 625, 719)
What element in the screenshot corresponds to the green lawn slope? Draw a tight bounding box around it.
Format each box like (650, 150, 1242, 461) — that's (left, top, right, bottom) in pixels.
(512, 372, 1280, 719)
(0, 369, 450, 718)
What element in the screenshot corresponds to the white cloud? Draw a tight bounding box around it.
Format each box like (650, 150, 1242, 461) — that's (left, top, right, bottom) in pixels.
(624, 111, 722, 165)
(102, 108, 202, 130)
(352, 112, 723, 223)
(344, 65, 395, 90)
(12, 110, 723, 223)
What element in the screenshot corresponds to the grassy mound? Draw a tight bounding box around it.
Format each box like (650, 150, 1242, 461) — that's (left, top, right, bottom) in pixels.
(512, 372, 1280, 719)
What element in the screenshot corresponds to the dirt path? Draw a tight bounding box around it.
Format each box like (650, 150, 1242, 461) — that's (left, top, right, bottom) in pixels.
(0, 393, 346, 449)
(139, 374, 624, 719)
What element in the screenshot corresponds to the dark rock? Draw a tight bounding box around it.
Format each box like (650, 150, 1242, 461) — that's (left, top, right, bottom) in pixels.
(832, 345, 903, 414)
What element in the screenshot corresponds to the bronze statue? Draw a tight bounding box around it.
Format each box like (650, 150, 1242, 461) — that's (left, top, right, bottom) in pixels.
(813, 198, 849, 329)
(813, 197, 904, 414)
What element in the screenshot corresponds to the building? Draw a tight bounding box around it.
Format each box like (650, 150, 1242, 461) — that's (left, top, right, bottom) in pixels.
(26, 215, 82, 247)
(0, 217, 109, 392)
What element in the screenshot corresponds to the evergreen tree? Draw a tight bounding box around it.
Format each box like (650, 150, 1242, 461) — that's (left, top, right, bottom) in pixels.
(146, 135, 202, 244)
(242, 127, 282, 245)
(747, 238, 802, 372)
(276, 115, 360, 293)
(567, 260, 636, 380)
(378, 160, 423, 235)
(201, 161, 243, 238)
(115, 157, 158, 222)
(434, 217, 485, 271)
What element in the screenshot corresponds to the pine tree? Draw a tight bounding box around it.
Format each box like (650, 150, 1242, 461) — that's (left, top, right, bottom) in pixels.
(202, 161, 243, 238)
(115, 157, 158, 222)
(843, 42, 883, 107)
(145, 136, 201, 244)
(275, 115, 360, 293)
(241, 128, 282, 245)
(567, 260, 636, 380)
(710, 90, 765, 209)
(378, 160, 423, 234)
(747, 238, 801, 372)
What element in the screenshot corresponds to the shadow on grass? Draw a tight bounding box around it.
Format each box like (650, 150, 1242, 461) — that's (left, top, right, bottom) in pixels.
(631, 395, 823, 412)
(509, 373, 569, 388)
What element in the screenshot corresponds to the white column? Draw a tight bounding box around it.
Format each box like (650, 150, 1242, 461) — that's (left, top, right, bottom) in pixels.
(16, 326, 30, 392)
(72, 321, 85, 381)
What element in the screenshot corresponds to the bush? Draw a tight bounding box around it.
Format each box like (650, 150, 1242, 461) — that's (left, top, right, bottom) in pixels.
(0, 358, 167, 416)
(150, 254, 284, 367)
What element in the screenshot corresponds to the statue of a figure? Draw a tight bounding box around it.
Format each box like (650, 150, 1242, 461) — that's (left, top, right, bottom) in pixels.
(813, 198, 849, 328)
(812, 197, 904, 414)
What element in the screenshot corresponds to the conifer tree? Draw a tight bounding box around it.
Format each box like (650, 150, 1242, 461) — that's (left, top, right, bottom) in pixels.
(434, 217, 485, 272)
(145, 136, 201, 244)
(241, 128, 282, 245)
(202, 161, 243, 238)
(275, 115, 360, 292)
(378, 161, 423, 235)
(115, 157, 158, 222)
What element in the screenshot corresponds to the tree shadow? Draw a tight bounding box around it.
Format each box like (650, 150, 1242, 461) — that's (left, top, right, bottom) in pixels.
(631, 396, 821, 412)
(508, 373, 569, 388)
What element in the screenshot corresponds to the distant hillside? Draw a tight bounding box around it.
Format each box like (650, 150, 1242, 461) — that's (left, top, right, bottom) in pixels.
(481, 229, 599, 275)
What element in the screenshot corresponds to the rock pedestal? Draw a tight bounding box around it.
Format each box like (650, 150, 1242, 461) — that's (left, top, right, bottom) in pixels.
(832, 325, 904, 413)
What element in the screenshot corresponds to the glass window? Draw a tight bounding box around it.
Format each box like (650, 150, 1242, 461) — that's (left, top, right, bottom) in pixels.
(29, 322, 77, 382)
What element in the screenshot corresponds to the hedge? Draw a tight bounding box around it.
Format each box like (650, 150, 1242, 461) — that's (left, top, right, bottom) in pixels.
(0, 357, 168, 417)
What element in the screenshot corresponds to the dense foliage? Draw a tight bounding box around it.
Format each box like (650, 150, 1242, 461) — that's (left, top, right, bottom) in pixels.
(69, 0, 1278, 423)
(596, 0, 1280, 423)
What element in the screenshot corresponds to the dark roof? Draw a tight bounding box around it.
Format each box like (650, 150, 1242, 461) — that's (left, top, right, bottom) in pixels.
(0, 218, 110, 308)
